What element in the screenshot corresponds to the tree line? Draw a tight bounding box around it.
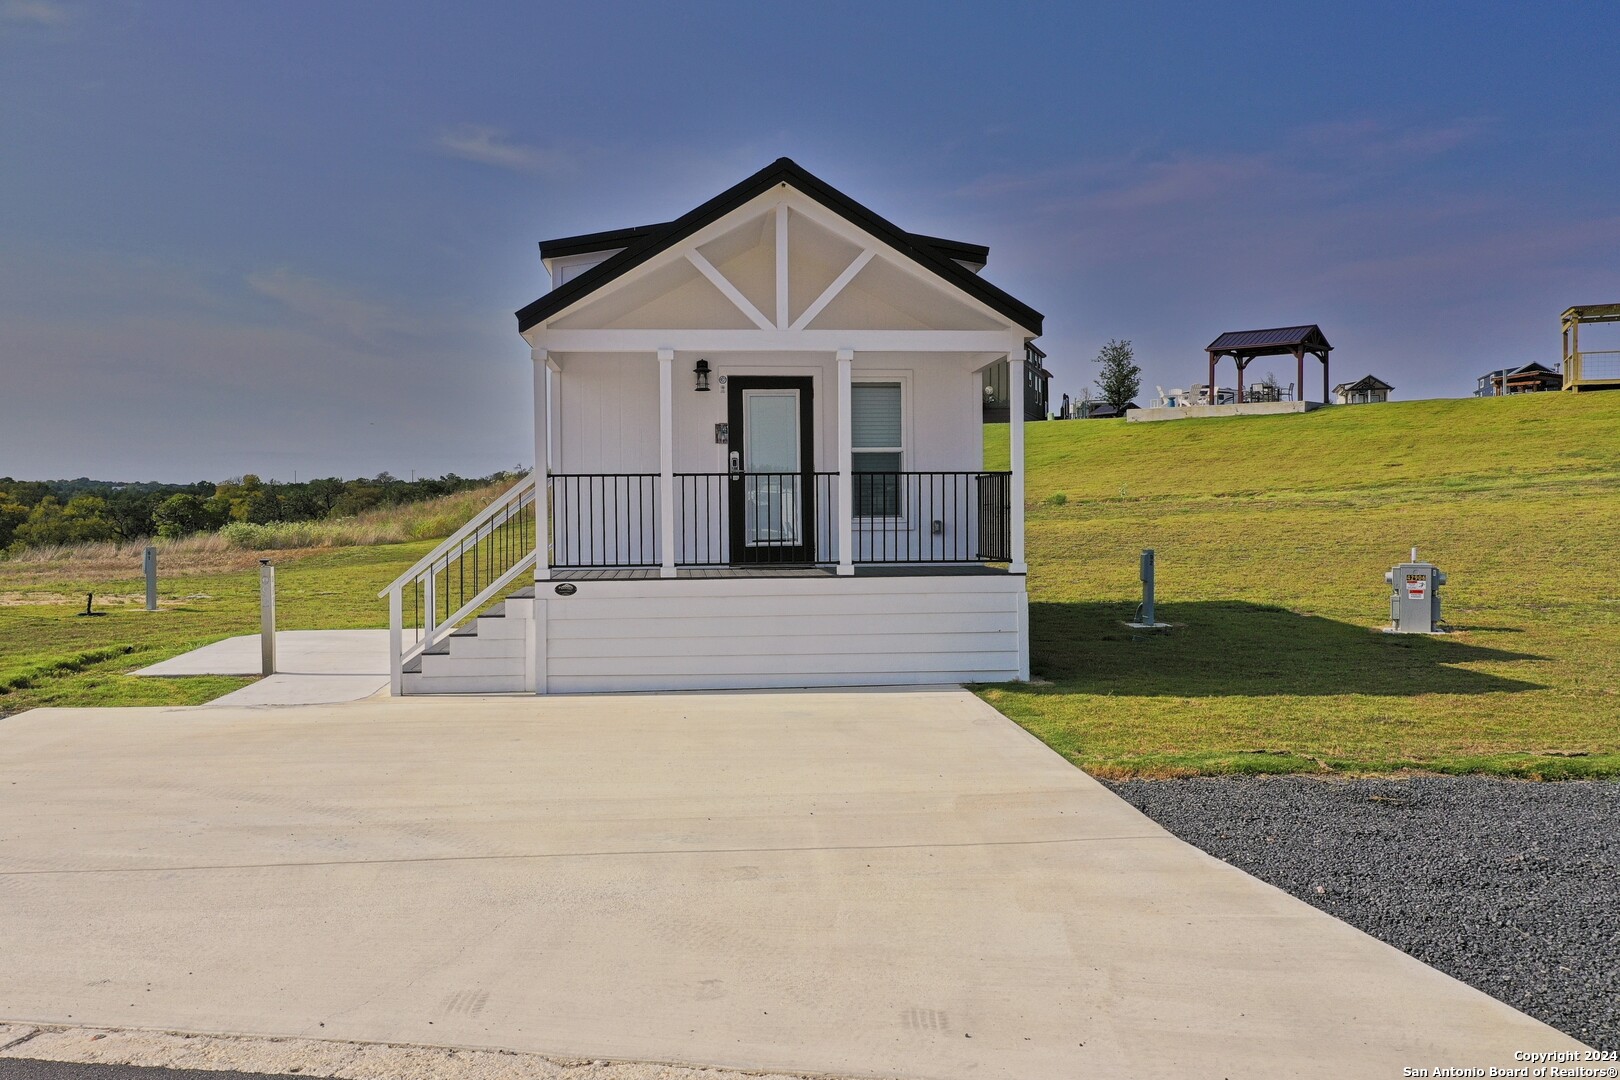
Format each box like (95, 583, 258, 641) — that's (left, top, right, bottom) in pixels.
(0, 471, 517, 552)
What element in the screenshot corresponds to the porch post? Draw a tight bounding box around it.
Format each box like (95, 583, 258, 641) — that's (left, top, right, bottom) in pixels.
(1008, 343, 1027, 575)
(658, 348, 677, 578)
(1322, 352, 1330, 406)
(836, 349, 855, 576)
(531, 346, 551, 582)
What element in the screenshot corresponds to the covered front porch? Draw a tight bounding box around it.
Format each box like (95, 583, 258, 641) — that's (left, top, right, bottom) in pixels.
(530, 340, 1027, 578)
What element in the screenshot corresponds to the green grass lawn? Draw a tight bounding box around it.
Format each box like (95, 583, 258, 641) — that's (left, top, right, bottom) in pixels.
(0, 541, 433, 715)
(983, 392, 1620, 778)
(5, 392, 1617, 780)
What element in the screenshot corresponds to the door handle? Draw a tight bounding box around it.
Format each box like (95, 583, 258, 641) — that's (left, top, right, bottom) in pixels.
(728, 450, 741, 477)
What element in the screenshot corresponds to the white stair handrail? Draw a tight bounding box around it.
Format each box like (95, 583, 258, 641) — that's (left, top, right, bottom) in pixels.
(380, 472, 536, 597)
(381, 472, 540, 695)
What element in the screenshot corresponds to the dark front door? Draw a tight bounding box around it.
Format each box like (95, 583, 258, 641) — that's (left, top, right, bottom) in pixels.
(727, 376, 815, 565)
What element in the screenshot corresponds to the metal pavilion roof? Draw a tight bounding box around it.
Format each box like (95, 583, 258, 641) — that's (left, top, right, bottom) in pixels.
(1206, 325, 1332, 354)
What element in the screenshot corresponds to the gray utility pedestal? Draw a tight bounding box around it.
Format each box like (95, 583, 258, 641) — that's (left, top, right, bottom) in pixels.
(1385, 556, 1446, 634)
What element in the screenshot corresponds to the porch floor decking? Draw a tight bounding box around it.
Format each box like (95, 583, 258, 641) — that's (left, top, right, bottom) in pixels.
(542, 564, 1018, 582)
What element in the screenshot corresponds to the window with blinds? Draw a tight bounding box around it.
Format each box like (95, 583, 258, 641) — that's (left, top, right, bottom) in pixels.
(851, 381, 902, 517)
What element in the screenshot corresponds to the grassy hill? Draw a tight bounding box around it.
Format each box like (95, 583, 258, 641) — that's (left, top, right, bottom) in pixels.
(984, 392, 1620, 777)
(5, 393, 1617, 779)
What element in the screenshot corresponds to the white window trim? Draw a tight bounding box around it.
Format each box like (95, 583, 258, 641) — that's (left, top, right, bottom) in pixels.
(851, 373, 913, 526)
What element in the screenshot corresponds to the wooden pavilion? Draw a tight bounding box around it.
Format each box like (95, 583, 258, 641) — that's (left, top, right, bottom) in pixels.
(1206, 325, 1332, 405)
(1561, 303, 1620, 392)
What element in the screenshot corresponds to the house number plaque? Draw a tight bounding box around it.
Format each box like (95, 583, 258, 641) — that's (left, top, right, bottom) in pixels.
(554, 583, 577, 596)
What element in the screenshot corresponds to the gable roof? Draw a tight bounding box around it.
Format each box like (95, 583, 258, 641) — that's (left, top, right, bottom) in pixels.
(517, 158, 1042, 335)
(1206, 325, 1332, 354)
(1335, 374, 1394, 392)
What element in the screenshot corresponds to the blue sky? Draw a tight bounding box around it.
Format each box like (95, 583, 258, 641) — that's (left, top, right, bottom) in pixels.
(3, 0, 1616, 481)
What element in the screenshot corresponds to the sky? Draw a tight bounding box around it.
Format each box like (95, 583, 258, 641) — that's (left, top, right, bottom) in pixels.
(3, 0, 1617, 483)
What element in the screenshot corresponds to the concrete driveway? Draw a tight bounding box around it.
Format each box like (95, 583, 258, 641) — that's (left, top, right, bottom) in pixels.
(0, 689, 1582, 1079)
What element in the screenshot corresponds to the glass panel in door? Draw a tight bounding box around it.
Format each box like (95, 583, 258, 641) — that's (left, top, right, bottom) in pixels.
(743, 389, 801, 547)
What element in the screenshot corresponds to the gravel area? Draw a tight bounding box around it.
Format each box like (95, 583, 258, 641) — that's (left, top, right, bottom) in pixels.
(1106, 774, 1620, 1049)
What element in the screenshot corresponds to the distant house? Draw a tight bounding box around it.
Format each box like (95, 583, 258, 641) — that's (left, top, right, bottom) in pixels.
(1332, 375, 1394, 405)
(983, 342, 1051, 422)
(1081, 400, 1139, 419)
(1475, 363, 1562, 396)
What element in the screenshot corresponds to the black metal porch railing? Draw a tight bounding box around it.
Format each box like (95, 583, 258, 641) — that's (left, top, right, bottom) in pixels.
(856, 471, 1011, 563)
(544, 470, 1013, 570)
(975, 471, 1012, 562)
(548, 474, 659, 568)
(674, 472, 837, 567)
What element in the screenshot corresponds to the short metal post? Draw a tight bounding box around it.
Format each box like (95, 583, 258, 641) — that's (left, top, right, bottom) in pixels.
(259, 559, 276, 676)
(143, 546, 158, 611)
(1141, 548, 1156, 626)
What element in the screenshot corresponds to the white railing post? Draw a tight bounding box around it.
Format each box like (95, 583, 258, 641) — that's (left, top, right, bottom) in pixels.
(1008, 342, 1027, 574)
(836, 348, 855, 576)
(423, 566, 437, 642)
(533, 346, 552, 582)
(387, 587, 403, 696)
(658, 348, 677, 578)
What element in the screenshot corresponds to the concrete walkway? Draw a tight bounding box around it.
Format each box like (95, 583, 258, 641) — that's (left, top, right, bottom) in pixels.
(132, 629, 390, 706)
(0, 690, 1584, 1079)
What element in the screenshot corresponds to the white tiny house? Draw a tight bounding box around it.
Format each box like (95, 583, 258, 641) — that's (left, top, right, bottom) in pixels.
(383, 159, 1043, 694)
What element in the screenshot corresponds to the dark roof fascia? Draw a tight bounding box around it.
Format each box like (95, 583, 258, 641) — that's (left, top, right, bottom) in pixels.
(540, 224, 987, 267)
(516, 158, 1042, 335)
(538, 224, 666, 261)
(908, 233, 990, 267)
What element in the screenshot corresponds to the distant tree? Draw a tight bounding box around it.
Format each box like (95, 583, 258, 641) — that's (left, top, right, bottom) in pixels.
(0, 497, 27, 548)
(1092, 339, 1142, 413)
(153, 493, 222, 539)
(15, 495, 115, 545)
(103, 490, 157, 541)
(307, 477, 346, 515)
(245, 487, 283, 524)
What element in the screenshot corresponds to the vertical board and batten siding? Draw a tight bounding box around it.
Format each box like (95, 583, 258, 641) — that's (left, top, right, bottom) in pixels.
(538, 574, 1023, 693)
(551, 350, 992, 565)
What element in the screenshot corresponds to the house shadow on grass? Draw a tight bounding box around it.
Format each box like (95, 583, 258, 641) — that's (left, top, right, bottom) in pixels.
(1030, 601, 1548, 697)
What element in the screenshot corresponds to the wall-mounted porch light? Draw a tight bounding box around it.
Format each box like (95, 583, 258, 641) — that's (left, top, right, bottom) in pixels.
(694, 359, 711, 392)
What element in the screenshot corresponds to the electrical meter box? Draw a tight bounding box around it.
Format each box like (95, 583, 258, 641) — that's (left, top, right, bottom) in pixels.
(1384, 552, 1447, 634)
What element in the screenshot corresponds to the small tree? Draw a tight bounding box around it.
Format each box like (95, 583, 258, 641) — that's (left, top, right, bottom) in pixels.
(1093, 339, 1141, 413)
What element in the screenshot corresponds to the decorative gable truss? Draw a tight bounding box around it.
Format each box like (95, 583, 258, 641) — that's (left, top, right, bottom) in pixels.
(523, 185, 1035, 359)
